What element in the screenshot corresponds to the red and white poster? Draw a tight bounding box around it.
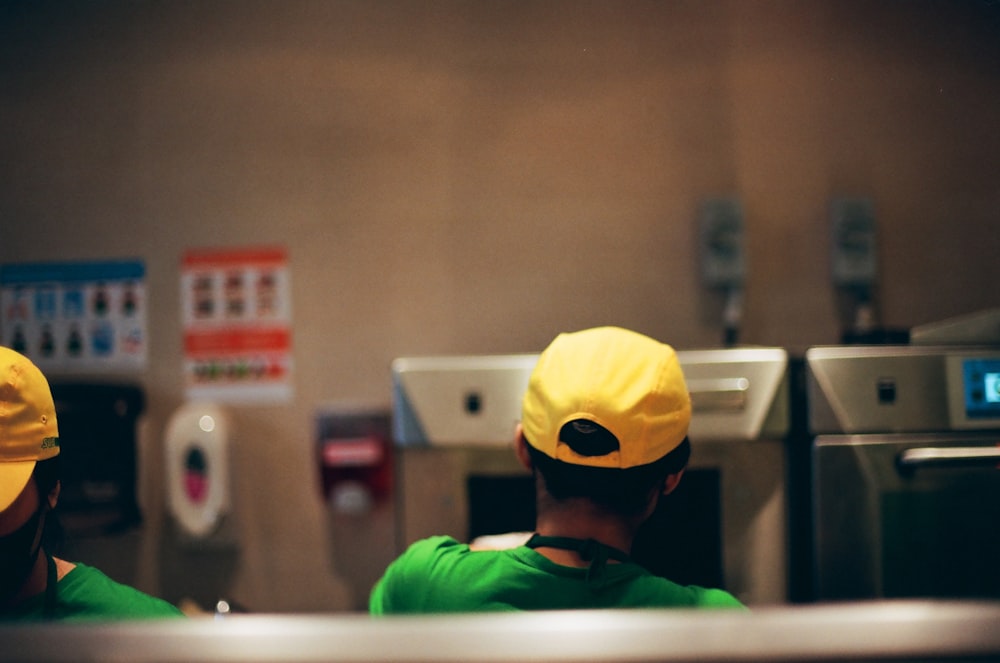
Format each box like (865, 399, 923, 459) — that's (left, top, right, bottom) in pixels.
(181, 246, 292, 403)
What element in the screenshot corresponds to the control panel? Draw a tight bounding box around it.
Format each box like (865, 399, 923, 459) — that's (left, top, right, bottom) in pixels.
(945, 353, 1000, 429)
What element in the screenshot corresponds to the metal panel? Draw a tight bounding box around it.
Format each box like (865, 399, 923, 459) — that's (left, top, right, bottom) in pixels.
(679, 347, 789, 441)
(806, 345, 1000, 434)
(807, 346, 951, 434)
(392, 348, 790, 447)
(391, 354, 536, 447)
(3, 603, 1000, 662)
(813, 433, 1000, 601)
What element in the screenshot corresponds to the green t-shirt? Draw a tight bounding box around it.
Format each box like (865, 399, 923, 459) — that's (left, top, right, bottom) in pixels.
(369, 535, 746, 614)
(1, 563, 184, 622)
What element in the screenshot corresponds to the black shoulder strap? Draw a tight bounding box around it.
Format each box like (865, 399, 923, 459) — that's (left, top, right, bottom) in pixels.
(525, 534, 630, 587)
(525, 534, 630, 562)
(43, 554, 58, 619)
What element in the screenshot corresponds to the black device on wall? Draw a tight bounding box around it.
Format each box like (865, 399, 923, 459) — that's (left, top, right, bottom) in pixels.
(48, 382, 144, 536)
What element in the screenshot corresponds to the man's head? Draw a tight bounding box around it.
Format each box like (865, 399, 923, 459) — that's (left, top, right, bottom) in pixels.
(518, 327, 692, 516)
(0, 347, 60, 515)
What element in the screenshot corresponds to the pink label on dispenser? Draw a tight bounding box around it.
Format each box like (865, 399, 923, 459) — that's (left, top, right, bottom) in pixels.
(183, 446, 209, 503)
(184, 471, 208, 503)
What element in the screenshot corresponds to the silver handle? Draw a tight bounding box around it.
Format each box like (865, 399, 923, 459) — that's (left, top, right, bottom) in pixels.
(687, 377, 749, 412)
(897, 446, 1000, 472)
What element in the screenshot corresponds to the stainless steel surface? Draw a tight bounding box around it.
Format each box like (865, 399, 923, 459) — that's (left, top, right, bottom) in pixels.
(392, 347, 789, 446)
(391, 354, 536, 447)
(680, 348, 789, 441)
(910, 307, 1000, 345)
(806, 346, 1000, 600)
(807, 345, 1000, 433)
(812, 432, 1000, 601)
(807, 345, 950, 433)
(682, 436, 787, 605)
(897, 445, 1000, 471)
(806, 345, 1000, 601)
(3, 601, 1000, 662)
(392, 348, 791, 605)
(395, 444, 526, 544)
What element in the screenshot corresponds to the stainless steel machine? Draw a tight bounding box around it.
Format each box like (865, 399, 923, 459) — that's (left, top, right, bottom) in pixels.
(391, 346, 791, 605)
(807, 342, 1000, 601)
(5, 601, 1000, 662)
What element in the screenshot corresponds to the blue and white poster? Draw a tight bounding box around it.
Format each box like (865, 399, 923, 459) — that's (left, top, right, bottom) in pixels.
(0, 259, 147, 373)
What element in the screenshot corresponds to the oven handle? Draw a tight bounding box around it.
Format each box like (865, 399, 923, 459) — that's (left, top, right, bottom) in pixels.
(896, 446, 1000, 473)
(687, 377, 749, 412)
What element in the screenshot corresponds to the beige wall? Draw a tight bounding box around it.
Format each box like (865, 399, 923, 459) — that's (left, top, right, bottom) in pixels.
(2, 0, 999, 612)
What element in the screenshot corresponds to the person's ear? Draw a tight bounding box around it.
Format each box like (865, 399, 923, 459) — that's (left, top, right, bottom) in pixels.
(513, 424, 533, 470)
(662, 469, 685, 496)
(47, 480, 61, 510)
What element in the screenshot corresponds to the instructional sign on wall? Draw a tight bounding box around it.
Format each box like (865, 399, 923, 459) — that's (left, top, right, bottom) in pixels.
(0, 259, 147, 373)
(181, 246, 293, 402)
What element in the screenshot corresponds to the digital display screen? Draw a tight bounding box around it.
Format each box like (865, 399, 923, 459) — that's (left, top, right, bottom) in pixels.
(962, 358, 1000, 419)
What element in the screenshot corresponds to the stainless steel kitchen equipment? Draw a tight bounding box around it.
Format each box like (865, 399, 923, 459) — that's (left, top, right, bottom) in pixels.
(807, 344, 1000, 601)
(4, 601, 1000, 663)
(391, 346, 791, 605)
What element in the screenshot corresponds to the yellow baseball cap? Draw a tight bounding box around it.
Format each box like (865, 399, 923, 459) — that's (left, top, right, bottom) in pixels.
(521, 327, 691, 469)
(0, 347, 60, 512)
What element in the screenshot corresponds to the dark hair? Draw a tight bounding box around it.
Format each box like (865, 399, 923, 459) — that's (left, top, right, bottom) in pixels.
(525, 422, 691, 517)
(32, 455, 64, 553)
(33, 455, 61, 499)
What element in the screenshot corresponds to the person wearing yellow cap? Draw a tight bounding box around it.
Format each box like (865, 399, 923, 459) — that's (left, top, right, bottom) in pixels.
(0, 346, 184, 621)
(370, 326, 744, 613)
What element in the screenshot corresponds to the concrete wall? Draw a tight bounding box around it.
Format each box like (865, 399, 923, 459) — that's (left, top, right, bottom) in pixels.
(2, 0, 998, 612)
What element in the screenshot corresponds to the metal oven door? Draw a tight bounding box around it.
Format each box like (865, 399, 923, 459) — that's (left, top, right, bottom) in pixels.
(813, 432, 1000, 600)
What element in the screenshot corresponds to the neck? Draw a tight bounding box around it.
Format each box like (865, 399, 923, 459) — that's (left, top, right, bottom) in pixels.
(1, 547, 49, 610)
(534, 500, 639, 558)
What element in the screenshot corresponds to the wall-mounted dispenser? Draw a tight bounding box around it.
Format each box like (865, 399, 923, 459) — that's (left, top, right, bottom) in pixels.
(829, 198, 906, 344)
(316, 406, 395, 610)
(699, 198, 745, 346)
(165, 402, 232, 541)
(316, 407, 392, 516)
(830, 198, 877, 290)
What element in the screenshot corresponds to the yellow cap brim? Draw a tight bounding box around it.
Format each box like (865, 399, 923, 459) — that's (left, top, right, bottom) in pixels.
(0, 460, 35, 513)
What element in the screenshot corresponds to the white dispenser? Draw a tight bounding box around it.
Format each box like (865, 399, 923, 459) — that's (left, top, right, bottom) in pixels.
(165, 402, 232, 539)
